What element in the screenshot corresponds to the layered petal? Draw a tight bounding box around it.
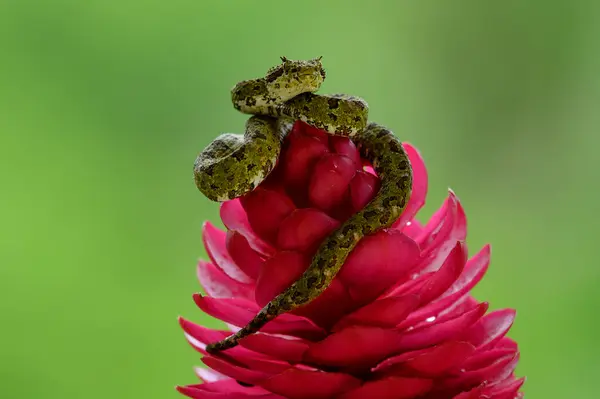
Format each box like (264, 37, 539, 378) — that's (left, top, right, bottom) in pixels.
(197, 260, 254, 300)
(260, 368, 361, 399)
(339, 229, 420, 305)
(241, 188, 296, 244)
(220, 199, 275, 256)
(308, 153, 357, 212)
(393, 143, 428, 231)
(339, 377, 433, 399)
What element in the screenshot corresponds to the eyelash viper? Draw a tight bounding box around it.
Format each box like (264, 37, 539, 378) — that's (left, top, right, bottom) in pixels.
(193, 57, 412, 353)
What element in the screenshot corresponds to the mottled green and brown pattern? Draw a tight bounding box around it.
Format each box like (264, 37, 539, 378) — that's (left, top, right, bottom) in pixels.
(231, 57, 368, 136)
(193, 57, 413, 353)
(231, 56, 326, 114)
(279, 93, 368, 135)
(193, 116, 288, 201)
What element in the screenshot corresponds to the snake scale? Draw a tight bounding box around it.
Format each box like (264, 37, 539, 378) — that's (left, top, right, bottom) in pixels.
(193, 57, 412, 353)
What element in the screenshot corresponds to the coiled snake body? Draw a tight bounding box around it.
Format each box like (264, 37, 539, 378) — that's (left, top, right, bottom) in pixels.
(194, 57, 412, 353)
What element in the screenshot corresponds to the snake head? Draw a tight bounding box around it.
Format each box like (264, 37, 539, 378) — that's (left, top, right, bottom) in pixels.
(265, 57, 326, 101)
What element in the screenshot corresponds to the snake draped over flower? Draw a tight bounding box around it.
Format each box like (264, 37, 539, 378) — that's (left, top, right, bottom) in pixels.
(194, 57, 412, 353)
(179, 57, 524, 399)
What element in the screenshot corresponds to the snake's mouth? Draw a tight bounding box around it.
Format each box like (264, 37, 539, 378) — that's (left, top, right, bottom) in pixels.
(297, 71, 325, 89)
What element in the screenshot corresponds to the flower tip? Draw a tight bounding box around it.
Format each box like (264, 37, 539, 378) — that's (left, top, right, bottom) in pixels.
(506, 308, 517, 321)
(175, 385, 189, 395)
(493, 308, 517, 325)
(483, 243, 491, 255)
(479, 301, 490, 313)
(192, 293, 203, 307)
(447, 187, 459, 200)
(454, 240, 467, 252)
(201, 220, 217, 235)
(193, 366, 207, 378)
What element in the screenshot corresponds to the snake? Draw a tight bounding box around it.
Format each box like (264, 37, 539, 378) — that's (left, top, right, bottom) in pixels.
(193, 57, 412, 353)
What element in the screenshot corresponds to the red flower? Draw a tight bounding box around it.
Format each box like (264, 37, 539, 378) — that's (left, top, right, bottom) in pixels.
(178, 121, 524, 399)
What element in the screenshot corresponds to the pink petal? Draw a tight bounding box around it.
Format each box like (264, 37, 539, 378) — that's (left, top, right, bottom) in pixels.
(446, 245, 491, 298)
(339, 377, 433, 399)
(309, 154, 357, 212)
(487, 353, 521, 384)
(429, 295, 480, 326)
(237, 356, 292, 375)
(179, 317, 228, 354)
(443, 353, 519, 390)
(277, 209, 340, 252)
(461, 309, 516, 350)
(180, 381, 246, 393)
(331, 136, 361, 169)
(463, 348, 518, 371)
(305, 326, 404, 369)
(375, 341, 476, 377)
(197, 260, 254, 300)
(362, 161, 376, 176)
(202, 356, 273, 385)
(177, 381, 283, 399)
(451, 385, 486, 399)
(280, 133, 330, 189)
(241, 187, 296, 244)
(398, 245, 489, 328)
(193, 294, 326, 340)
(194, 367, 226, 383)
(203, 222, 252, 284)
(339, 230, 420, 305)
(295, 120, 329, 144)
(402, 219, 423, 240)
(220, 199, 275, 256)
(396, 302, 489, 351)
(240, 334, 310, 363)
(349, 170, 380, 212)
(260, 368, 361, 399)
(179, 317, 270, 364)
(402, 341, 476, 375)
(332, 295, 420, 331)
(226, 231, 265, 280)
(495, 337, 519, 350)
(393, 143, 428, 230)
(255, 251, 308, 307)
(484, 377, 525, 398)
(415, 191, 467, 275)
(415, 241, 467, 306)
(386, 234, 466, 304)
(372, 346, 432, 372)
(289, 278, 354, 329)
(384, 270, 431, 298)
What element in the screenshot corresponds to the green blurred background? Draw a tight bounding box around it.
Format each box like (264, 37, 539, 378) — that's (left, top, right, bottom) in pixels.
(1, 0, 598, 397)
